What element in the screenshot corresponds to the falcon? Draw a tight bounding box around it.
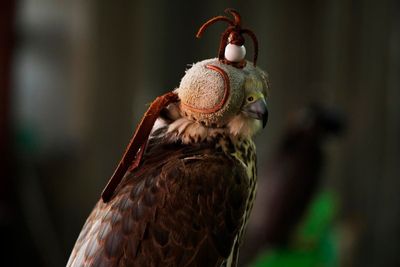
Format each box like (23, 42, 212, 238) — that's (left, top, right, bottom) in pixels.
(67, 9, 269, 267)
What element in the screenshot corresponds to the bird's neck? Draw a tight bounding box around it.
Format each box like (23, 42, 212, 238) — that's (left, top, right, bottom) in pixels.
(153, 103, 254, 145)
(150, 106, 256, 177)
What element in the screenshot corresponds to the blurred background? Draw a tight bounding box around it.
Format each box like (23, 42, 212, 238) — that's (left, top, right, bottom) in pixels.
(1, 0, 399, 266)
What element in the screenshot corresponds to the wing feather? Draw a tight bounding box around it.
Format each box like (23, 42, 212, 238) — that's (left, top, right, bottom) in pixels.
(67, 137, 249, 267)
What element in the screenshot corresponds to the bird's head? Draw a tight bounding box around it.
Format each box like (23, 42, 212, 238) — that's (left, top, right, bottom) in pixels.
(175, 9, 269, 138)
(175, 58, 268, 138)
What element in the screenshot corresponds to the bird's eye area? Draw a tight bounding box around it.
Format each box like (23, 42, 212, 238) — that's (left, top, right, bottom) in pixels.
(245, 92, 265, 105)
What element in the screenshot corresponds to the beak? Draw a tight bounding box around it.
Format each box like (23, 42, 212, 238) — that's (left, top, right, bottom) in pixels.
(242, 98, 268, 128)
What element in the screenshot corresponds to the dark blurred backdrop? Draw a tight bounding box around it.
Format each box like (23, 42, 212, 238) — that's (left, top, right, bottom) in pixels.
(1, 0, 399, 266)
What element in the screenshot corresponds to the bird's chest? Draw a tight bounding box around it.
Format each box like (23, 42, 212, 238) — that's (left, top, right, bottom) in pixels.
(231, 139, 257, 185)
(218, 137, 257, 223)
(230, 139, 257, 227)
(219, 138, 258, 267)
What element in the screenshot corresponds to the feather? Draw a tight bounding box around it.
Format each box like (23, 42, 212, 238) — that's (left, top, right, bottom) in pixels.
(67, 128, 253, 266)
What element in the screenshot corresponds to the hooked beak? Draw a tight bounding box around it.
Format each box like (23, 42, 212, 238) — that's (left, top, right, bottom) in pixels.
(242, 98, 268, 128)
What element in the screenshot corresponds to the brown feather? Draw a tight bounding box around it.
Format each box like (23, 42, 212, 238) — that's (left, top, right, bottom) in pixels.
(67, 129, 251, 267)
